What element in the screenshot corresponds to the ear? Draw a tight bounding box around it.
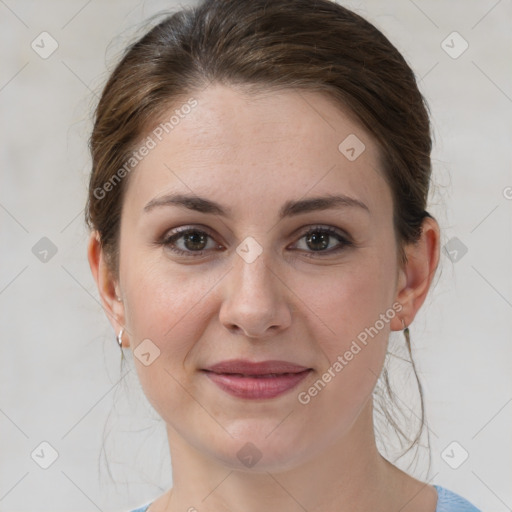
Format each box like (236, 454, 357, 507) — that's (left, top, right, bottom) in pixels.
(87, 231, 128, 347)
(390, 216, 441, 331)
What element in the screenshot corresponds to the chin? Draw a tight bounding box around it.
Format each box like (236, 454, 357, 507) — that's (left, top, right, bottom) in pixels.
(206, 422, 311, 473)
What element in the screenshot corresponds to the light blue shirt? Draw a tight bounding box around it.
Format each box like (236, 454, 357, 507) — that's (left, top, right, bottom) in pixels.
(127, 484, 482, 512)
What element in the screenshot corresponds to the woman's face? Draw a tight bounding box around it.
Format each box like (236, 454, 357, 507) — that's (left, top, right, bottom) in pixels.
(104, 84, 410, 470)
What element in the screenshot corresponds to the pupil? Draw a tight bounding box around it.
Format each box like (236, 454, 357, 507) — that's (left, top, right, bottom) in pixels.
(185, 232, 206, 250)
(307, 232, 328, 251)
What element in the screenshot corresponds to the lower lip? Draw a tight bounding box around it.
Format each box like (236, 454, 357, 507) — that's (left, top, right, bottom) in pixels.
(203, 369, 312, 399)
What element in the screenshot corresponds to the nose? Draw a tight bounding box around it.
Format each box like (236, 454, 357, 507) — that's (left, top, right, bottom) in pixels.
(218, 246, 292, 339)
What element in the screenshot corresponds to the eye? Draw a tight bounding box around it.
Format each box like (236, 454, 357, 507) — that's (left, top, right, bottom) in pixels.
(160, 226, 220, 257)
(291, 225, 353, 257)
(160, 224, 353, 259)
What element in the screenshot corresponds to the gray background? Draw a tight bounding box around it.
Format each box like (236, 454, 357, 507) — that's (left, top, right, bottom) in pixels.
(1, 1, 511, 511)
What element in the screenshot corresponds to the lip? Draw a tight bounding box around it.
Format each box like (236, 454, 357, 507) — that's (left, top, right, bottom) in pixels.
(202, 359, 313, 399)
(204, 359, 311, 375)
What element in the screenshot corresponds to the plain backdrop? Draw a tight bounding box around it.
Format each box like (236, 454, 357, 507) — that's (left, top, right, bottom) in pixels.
(1, 1, 511, 511)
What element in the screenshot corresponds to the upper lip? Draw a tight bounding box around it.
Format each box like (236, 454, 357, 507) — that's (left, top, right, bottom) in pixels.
(203, 359, 312, 375)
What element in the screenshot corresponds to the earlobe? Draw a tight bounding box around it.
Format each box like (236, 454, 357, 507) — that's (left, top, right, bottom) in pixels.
(391, 217, 440, 331)
(87, 231, 126, 341)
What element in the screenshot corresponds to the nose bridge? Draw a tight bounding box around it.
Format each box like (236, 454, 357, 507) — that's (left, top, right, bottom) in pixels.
(233, 235, 278, 300)
(219, 235, 291, 336)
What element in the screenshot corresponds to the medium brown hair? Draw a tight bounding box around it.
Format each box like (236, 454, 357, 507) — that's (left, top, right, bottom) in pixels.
(86, 0, 436, 472)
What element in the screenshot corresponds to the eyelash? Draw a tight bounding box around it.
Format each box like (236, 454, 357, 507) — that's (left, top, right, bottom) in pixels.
(159, 225, 353, 258)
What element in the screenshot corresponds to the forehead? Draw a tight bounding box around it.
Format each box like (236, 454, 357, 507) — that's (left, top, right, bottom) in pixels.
(124, 84, 392, 221)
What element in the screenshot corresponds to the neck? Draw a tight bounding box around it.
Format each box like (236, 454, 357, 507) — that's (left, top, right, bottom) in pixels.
(160, 401, 424, 512)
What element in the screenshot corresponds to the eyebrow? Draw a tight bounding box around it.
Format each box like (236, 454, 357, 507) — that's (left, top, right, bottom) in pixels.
(143, 192, 370, 219)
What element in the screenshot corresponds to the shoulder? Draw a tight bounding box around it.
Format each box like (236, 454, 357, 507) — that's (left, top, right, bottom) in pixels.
(434, 485, 482, 512)
(127, 504, 152, 512)
(126, 487, 483, 512)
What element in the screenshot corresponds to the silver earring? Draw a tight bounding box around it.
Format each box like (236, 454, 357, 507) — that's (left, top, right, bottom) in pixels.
(116, 328, 124, 347)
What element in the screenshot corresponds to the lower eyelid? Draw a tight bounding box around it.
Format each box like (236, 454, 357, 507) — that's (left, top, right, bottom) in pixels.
(162, 229, 351, 257)
(162, 230, 218, 252)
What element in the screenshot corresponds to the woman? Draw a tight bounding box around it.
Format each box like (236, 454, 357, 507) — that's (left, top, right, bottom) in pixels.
(86, 0, 482, 511)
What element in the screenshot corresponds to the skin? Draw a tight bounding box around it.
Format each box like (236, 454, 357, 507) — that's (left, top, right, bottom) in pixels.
(88, 84, 440, 512)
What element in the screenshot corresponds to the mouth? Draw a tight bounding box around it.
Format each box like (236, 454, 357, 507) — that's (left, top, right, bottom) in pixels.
(203, 359, 312, 375)
(201, 359, 313, 399)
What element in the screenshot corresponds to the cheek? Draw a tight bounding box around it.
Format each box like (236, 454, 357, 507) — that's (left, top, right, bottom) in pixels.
(120, 260, 215, 419)
(296, 251, 396, 353)
(122, 258, 213, 356)
(293, 262, 393, 436)
(292, 249, 397, 412)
